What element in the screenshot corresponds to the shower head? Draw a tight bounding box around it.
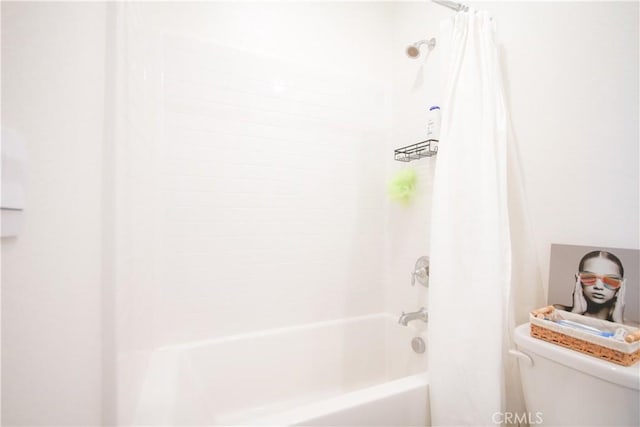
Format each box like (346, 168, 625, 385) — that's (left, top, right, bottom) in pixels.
(406, 45, 420, 58)
(406, 38, 437, 58)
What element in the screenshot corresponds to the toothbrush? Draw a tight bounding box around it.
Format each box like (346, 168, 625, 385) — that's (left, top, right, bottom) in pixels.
(550, 319, 614, 337)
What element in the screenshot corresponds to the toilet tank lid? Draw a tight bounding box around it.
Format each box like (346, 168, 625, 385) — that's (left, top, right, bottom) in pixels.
(514, 323, 640, 391)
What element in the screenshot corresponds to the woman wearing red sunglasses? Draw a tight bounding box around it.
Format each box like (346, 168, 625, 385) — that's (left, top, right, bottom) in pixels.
(555, 250, 626, 323)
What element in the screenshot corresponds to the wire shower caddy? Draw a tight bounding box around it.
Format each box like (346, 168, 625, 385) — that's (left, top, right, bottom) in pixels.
(394, 139, 438, 162)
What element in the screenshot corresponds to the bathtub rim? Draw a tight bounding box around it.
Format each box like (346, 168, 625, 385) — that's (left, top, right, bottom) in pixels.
(155, 311, 426, 352)
(222, 372, 430, 426)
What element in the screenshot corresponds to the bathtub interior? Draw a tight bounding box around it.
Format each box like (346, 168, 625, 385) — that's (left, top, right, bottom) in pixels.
(134, 313, 427, 425)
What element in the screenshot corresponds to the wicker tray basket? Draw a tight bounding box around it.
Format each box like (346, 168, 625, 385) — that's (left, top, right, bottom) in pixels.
(530, 306, 640, 366)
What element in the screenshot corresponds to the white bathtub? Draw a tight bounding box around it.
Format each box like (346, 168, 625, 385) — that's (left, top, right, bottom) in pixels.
(134, 313, 429, 426)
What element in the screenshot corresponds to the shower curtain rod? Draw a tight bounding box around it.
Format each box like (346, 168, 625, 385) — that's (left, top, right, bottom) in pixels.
(432, 0, 469, 12)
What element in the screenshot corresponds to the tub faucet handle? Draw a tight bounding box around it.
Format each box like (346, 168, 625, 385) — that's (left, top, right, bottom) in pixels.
(411, 256, 430, 288)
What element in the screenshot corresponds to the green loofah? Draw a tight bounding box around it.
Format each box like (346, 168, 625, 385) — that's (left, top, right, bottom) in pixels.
(387, 168, 417, 205)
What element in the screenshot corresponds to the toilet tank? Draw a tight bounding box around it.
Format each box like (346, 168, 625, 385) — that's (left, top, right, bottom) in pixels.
(514, 323, 640, 426)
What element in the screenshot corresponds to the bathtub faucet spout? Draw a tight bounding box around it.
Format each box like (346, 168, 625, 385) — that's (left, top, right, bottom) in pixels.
(398, 307, 428, 326)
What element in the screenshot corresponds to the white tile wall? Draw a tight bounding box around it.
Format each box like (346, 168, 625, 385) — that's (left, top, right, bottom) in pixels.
(149, 36, 388, 345)
(112, 4, 395, 422)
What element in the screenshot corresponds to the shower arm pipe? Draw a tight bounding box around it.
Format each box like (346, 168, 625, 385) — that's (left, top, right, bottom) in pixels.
(432, 0, 469, 12)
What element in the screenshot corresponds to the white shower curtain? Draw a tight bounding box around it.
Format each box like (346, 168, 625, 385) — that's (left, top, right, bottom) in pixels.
(428, 10, 542, 426)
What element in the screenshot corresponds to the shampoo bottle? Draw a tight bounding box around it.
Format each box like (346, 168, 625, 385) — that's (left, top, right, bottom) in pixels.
(427, 106, 441, 152)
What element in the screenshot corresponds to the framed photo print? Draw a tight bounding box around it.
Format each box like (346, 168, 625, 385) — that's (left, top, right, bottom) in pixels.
(548, 244, 639, 326)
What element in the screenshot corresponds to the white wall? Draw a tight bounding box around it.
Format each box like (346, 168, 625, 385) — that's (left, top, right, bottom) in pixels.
(1, 2, 105, 425)
(386, 0, 639, 319)
(494, 1, 639, 270)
